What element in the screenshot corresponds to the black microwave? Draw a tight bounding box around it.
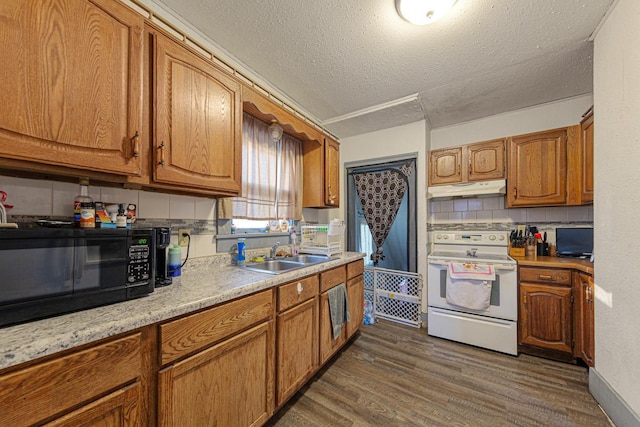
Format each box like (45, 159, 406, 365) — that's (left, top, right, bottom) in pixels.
(0, 227, 155, 327)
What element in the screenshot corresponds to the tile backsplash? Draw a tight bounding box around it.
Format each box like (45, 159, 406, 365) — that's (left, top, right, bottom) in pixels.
(1, 176, 218, 259)
(429, 196, 593, 224)
(428, 196, 593, 246)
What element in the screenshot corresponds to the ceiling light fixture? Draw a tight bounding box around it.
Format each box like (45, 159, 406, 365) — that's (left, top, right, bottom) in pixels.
(268, 119, 283, 142)
(395, 0, 457, 25)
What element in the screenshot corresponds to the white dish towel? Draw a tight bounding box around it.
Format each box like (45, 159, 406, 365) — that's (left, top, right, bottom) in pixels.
(446, 262, 495, 311)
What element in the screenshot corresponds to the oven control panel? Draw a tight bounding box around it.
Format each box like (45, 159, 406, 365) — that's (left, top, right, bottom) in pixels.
(434, 231, 508, 246)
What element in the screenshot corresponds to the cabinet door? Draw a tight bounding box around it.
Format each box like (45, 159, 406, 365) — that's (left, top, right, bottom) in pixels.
(580, 110, 594, 204)
(325, 138, 340, 206)
(575, 273, 595, 366)
(45, 382, 140, 427)
(154, 33, 242, 195)
(276, 297, 318, 406)
(346, 275, 364, 339)
(466, 139, 506, 182)
(428, 147, 463, 185)
(519, 283, 573, 354)
(507, 128, 567, 207)
(319, 291, 347, 365)
(302, 137, 340, 208)
(0, 333, 143, 426)
(0, 0, 143, 175)
(158, 321, 274, 427)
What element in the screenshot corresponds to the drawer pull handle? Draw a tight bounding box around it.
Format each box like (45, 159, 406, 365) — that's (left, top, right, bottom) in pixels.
(538, 274, 553, 280)
(297, 282, 303, 295)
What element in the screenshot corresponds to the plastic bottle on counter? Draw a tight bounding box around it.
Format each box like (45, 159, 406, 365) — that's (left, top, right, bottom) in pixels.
(168, 244, 182, 277)
(237, 238, 246, 265)
(74, 178, 95, 229)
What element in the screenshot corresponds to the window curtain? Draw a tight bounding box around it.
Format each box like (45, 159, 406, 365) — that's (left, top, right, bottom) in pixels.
(353, 160, 414, 266)
(219, 113, 303, 220)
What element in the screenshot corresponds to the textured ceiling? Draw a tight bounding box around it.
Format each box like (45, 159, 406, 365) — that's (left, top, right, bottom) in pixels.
(152, 0, 613, 138)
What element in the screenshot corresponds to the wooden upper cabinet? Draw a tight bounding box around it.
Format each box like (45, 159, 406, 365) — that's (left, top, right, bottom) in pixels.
(325, 137, 340, 207)
(507, 128, 568, 207)
(466, 139, 506, 182)
(428, 139, 505, 186)
(303, 137, 340, 208)
(580, 108, 594, 203)
(0, 0, 143, 176)
(153, 32, 242, 195)
(429, 147, 463, 185)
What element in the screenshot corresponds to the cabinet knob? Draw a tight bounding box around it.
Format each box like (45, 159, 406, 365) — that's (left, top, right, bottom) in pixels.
(296, 282, 303, 295)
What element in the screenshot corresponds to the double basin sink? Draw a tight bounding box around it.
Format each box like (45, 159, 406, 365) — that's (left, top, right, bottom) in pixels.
(242, 254, 331, 275)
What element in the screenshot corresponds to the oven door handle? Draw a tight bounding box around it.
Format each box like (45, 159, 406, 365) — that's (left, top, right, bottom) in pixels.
(428, 260, 515, 271)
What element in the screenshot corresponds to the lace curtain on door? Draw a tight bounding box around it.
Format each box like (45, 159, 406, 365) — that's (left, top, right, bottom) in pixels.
(353, 161, 414, 266)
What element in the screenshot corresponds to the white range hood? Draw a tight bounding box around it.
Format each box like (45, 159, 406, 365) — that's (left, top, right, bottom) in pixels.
(427, 179, 506, 200)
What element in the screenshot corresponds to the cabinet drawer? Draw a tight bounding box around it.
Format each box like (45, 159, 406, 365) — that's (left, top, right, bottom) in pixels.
(160, 290, 273, 365)
(519, 267, 572, 286)
(0, 333, 142, 427)
(347, 259, 364, 279)
(320, 266, 346, 293)
(278, 275, 319, 312)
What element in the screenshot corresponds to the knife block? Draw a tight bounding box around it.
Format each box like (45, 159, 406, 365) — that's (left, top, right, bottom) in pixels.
(508, 243, 525, 258)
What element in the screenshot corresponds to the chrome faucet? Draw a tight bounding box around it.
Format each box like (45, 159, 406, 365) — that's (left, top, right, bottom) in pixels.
(466, 248, 478, 257)
(270, 242, 281, 259)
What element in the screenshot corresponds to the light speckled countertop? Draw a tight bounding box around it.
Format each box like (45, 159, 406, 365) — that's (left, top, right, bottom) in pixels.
(0, 252, 365, 371)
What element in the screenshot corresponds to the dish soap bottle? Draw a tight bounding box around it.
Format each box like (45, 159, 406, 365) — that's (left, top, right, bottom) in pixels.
(74, 178, 94, 228)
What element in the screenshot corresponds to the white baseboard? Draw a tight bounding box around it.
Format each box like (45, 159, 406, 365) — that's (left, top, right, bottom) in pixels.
(589, 368, 640, 427)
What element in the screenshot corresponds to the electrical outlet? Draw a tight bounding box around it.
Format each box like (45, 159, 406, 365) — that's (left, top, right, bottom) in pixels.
(178, 229, 191, 247)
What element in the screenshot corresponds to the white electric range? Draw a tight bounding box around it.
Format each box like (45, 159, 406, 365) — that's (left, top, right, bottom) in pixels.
(427, 230, 518, 355)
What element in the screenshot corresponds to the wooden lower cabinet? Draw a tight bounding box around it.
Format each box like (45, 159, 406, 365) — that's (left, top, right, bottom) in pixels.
(276, 297, 318, 406)
(45, 382, 141, 427)
(1, 260, 365, 427)
(519, 267, 574, 357)
(346, 274, 364, 339)
(319, 290, 348, 365)
(276, 276, 319, 406)
(0, 333, 145, 427)
(574, 272, 595, 366)
(158, 321, 275, 427)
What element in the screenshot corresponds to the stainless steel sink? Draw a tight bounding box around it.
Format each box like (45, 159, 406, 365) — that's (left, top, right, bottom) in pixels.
(286, 255, 331, 264)
(241, 255, 332, 275)
(242, 259, 305, 274)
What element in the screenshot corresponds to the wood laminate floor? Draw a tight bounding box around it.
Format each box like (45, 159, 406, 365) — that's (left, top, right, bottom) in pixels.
(266, 320, 612, 427)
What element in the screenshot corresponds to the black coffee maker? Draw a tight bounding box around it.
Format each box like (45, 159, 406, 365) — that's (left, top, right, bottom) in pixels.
(155, 227, 172, 287)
